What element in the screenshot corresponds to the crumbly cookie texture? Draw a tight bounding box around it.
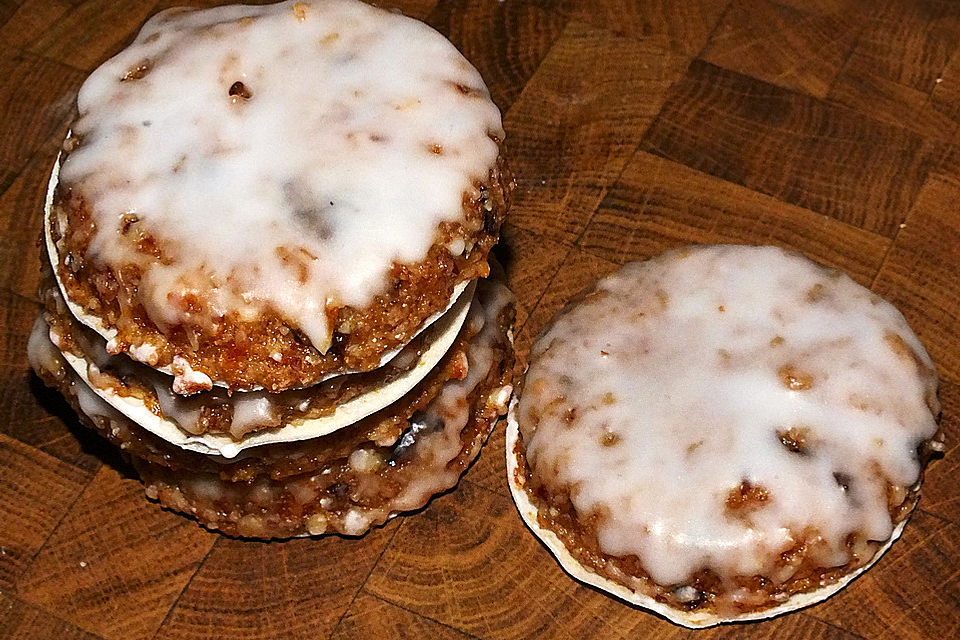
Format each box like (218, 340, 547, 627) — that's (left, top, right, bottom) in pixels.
(514, 244, 941, 618)
(30, 279, 516, 538)
(41, 267, 472, 445)
(52, 0, 508, 391)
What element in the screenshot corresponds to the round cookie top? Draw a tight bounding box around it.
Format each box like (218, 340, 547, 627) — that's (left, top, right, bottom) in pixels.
(59, 0, 503, 353)
(518, 245, 940, 588)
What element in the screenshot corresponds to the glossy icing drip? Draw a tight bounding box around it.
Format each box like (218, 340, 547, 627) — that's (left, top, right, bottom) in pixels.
(388, 280, 513, 511)
(519, 245, 939, 586)
(28, 279, 515, 537)
(60, 0, 503, 351)
(42, 277, 473, 446)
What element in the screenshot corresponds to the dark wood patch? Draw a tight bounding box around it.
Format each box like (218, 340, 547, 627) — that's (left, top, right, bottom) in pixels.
(16, 467, 216, 640)
(582, 151, 890, 285)
(872, 176, 960, 385)
(155, 528, 399, 640)
(570, 0, 730, 55)
(700, 0, 861, 98)
(0, 434, 92, 590)
(641, 60, 932, 237)
(0, 290, 104, 474)
(427, 0, 568, 113)
(0, 48, 81, 195)
(0, 144, 60, 301)
(505, 21, 690, 244)
(0, 591, 105, 640)
(27, 0, 158, 72)
(332, 591, 477, 640)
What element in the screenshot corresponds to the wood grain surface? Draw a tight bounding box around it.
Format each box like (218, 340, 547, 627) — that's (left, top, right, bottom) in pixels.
(2, 0, 959, 638)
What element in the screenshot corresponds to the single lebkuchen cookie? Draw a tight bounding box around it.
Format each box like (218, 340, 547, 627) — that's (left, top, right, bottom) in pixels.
(47, 0, 511, 394)
(507, 244, 942, 627)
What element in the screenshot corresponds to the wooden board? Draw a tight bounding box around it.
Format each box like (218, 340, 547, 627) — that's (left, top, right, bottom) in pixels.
(2, 1, 959, 638)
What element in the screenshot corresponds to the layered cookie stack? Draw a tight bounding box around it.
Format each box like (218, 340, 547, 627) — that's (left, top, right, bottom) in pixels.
(29, 0, 515, 538)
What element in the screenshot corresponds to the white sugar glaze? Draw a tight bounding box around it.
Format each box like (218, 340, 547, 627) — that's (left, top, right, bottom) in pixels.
(505, 405, 911, 628)
(518, 245, 940, 587)
(30, 279, 515, 538)
(45, 281, 475, 458)
(59, 0, 503, 352)
(45, 157, 469, 390)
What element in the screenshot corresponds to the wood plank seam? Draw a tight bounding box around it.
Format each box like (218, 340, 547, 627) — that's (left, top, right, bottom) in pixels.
(13, 457, 100, 591)
(801, 612, 871, 640)
(1, 591, 111, 640)
(693, 0, 735, 59)
(330, 520, 406, 640)
(811, 12, 868, 100)
(869, 216, 911, 293)
(500, 17, 570, 124)
(827, 51, 952, 140)
(512, 241, 576, 338)
(568, 117, 670, 248)
(0, 75, 77, 198)
(342, 591, 488, 640)
(149, 537, 222, 640)
(572, 151, 893, 270)
(868, 187, 960, 388)
(640, 59, 935, 238)
(32, 425, 93, 454)
(558, 0, 742, 243)
(4, 288, 41, 307)
(462, 473, 515, 500)
(917, 508, 954, 529)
